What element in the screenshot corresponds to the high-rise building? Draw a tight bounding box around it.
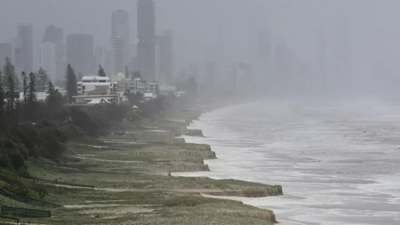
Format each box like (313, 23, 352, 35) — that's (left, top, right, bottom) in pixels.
(126, 43, 138, 77)
(334, 16, 353, 90)
(95, 46, 108, 76)
(206, 61, 216, 86)
(274, 44, 295, 91)
(110, 37, 126, 78)
(0, 43, 13, 69)
(137, 0, 156, 81)
(42, 25, 65, 82)
(157, 29, 173, 84)
(66, 34, 95, 75)
(9, 37, 23, 75)
(112, 10, 130, 41)
(110, 10, 130, 77)
(40, 43, 56, 82)
(317, 24, 327, 88)
(257, 28, 272, 61)
(18, 23, 33, 73)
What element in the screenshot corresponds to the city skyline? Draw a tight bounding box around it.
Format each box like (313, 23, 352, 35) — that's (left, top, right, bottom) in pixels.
(137, 0, 156, 81)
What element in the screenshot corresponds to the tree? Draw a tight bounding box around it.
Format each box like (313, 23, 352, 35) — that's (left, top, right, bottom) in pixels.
(69, 107, 99, 137)
(15, 99, 21, 125)
(21, 72, 28, 121)
(27, 73, 37, 121)
(36, 67, 49, 92)
(0, 69, 6, 135)
(98, 65, 106, 77)
(6, 76, 16, 126)
(65, 64, 77, 103)
(46, 81, 64, 119)
(2, 57, 20, 92)
(0, 69, 4, 109)
(131, 71, 142, 79)
(125, 66, 129, 79)
(187, 76, 198, 99)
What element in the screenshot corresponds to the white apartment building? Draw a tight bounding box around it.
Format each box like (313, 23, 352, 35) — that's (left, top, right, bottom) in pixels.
(116, 78, 148, 94)
(147, 82, 158, 93)
(40, 42, 56, 82)
(76, 75, 118, 104)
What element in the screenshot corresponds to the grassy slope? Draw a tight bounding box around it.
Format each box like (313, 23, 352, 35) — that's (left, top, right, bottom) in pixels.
(0, 109, 281, 225)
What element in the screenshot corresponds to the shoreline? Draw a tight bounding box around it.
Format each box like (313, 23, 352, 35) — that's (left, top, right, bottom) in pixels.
(175, 102, 288, 215)
(175, 102, 307, 225)
(2, 99, 283, 225)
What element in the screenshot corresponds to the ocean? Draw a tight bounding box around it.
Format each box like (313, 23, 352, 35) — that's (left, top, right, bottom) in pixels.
(176, 100, 400, 225)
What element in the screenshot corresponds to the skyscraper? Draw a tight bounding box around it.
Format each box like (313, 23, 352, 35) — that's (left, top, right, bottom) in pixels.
(42, 25, 65, 82)
(95, 46, 108, 75)
(112, 10, 130, 41)
(110, 9, 130, 77)
(206, 61, 216, 86)
(66, 34, 95, 75)
(0, 43, 13, 69)
(110, 37, 126, 78)
(9, 37, 23, 75)
(334, 16, 353, 91)
(40, 43, 56, 82)
(274, 44, 295, 91)
(137, 0, 156, 81)
(18, 23, 33, 73)
(257, 28, 272, 61)
(157, 29, 173, 84)
(317, 24, 327, 88)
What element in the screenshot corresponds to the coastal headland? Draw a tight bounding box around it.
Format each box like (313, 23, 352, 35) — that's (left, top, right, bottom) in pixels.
(0, 101, 282, 225)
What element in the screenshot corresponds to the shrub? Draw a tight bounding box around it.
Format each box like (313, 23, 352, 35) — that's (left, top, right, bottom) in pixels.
(69, 108, 99, 137)
(0, 136, 28, 170)
(37, 134, 66, 161)
(60, 124, 86, 139)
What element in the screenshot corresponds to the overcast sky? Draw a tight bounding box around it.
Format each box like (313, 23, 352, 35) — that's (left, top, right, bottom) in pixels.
(2, 0, 400, 84)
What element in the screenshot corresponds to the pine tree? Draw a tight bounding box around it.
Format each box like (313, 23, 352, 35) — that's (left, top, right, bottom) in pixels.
(47, 81, 56, 113)
(2, 57, 20, 92)
(131, 71, 142, 79)
(0, 69, 6, 135)
(27, 73, 37, 121)
(125, 66, 129, 79)
(46, 81, 63, 119)
(6, 76, 15, 125)
(0, 68, 4, 109)
(0, 68, 3, 87)
(21, 72, 28, 121)
(15, 99, 21, 125)
(65, 64, 77, 103)
(98, 65, 106, 77)
(36, 67, 49, 92)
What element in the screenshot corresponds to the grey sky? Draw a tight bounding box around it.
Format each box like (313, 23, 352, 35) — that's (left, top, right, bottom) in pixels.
(2, 0, 400, 88)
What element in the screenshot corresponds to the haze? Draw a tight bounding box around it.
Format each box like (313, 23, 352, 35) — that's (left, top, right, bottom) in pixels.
(1, 0, 399, 98)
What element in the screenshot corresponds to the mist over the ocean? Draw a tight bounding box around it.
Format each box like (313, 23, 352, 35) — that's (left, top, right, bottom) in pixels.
(179, 100, 400, 224)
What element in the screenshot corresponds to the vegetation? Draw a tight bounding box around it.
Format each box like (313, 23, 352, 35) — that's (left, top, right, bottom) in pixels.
(97, 65, 106, 77)
(1, 57, 20, 91)
(0, 58, 277, 225)
(0, 60, 109, 171)
(131, 70, 142, 79)
(36, 67, 50, 92)
(65, 64, 77, 104)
